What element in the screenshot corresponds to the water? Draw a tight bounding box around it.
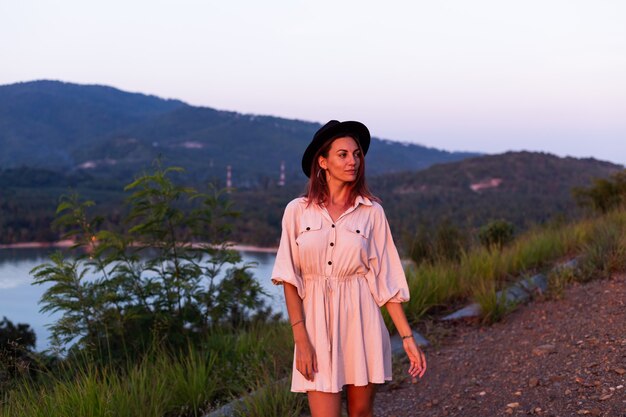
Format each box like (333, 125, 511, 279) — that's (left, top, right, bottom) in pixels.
(0, 247, 282, 352)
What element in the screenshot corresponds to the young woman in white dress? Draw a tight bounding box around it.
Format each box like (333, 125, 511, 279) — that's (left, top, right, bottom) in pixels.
(272, 120, 426, 417)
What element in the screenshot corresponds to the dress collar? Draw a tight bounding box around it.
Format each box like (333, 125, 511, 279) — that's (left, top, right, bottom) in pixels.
(354, 195, 373, 207)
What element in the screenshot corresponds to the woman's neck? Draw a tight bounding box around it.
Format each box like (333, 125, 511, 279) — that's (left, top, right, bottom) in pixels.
(326, 180, 352, 208)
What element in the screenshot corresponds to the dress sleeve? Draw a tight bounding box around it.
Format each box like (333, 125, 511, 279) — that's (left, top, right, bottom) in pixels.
(271, 201, 305, 299)
(365, 204, 410, 306)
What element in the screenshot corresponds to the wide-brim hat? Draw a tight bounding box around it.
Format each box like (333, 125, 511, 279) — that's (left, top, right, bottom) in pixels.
(301, 120, 371, 177)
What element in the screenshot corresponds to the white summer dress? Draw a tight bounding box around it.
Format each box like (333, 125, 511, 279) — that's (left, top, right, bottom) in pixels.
(271, 196, 410, 393)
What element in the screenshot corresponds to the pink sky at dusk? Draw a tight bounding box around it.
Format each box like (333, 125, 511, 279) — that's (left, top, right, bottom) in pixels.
(1, 0, 625, 165)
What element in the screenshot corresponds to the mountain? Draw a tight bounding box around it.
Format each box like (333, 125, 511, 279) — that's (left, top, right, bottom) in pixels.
(0, 80, 186, 168)
(1, 80, 621, 248)
(0, 80, 477, 184)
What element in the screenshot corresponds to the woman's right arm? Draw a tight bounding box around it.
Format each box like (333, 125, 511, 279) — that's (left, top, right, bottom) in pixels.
(284, 282, 317, 381)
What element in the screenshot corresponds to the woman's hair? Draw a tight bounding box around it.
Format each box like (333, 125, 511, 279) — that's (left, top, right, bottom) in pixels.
(304, 134, 379, 207)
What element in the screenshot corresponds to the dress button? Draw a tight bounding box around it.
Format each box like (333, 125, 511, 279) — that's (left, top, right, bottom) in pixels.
(330, 242, 334, 247)
(331, 224, 335, 228)
(328, 261, 332, 265)
(356, 229, 360, 234)
(306, 227, 310, 231)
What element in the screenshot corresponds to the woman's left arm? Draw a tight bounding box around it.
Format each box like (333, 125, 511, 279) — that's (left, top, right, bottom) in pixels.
(385, 302, 427, 379)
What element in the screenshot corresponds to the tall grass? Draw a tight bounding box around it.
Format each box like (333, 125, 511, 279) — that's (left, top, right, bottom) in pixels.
(0, 323, 294, 417)
(234, 376, 307, 417)
(577, 211, 626, 280)
(404, 209, 626, 323)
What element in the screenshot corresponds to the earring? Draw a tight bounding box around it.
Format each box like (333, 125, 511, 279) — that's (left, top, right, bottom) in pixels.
(317, 168, 325, 182)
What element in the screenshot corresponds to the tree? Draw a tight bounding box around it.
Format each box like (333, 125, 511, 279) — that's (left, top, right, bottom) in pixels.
(572, 170, 626, 213)
(31, 164, 274, 360)
(478, 219, 515, 250)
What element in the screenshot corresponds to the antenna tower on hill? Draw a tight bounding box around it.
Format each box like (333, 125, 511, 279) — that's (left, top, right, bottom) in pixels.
(226, 165, 232, 192)
(279, 161, 286, 186)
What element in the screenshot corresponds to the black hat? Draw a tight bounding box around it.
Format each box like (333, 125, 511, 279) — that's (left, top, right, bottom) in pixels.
(301, 120, 371, 177)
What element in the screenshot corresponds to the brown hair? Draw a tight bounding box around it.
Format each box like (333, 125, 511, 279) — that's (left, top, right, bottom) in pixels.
(303, 134, 379, 207)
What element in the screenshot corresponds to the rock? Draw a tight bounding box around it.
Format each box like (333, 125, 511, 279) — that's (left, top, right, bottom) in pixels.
(441, 303, 481, 320)
(505, 408, 514, 415)
(575, 376, 595, 387)
(613, 367, 626, 375)
(529, 377, 540, 387)
(533, 344, 557, 356)
(599, 393, 612, 401)
(507, 402, 520, 408)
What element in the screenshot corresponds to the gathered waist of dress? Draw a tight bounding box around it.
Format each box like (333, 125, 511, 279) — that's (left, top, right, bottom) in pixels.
(302, 273, 365, 282)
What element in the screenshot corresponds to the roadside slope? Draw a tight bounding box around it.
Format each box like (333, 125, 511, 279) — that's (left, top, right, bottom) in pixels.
(376, 274, 626, 416)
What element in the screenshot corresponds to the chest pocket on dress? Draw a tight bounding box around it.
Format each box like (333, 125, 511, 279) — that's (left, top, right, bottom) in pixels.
(295, 211, 323, 246)
(341, 221, 371, 256)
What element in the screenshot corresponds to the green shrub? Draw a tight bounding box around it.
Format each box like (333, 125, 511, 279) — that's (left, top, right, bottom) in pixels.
(478, 219, 514, 249)
(572, 169, 626, 213)
(407, 219, 468, 265)
(30, 164, 277, 362)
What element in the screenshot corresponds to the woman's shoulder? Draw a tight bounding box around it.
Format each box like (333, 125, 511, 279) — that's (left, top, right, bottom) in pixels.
(282, 196, 311, 216)
(360, 197, 385, 213)
(285, 196, 307, 209)
(359, 199, 389, 225)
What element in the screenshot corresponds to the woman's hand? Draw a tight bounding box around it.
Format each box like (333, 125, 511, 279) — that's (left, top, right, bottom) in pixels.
(403, 336, 427, 379)
(295, 337, 318, 381)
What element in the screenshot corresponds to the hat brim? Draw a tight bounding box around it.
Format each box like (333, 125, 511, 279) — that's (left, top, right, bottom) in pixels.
(301, 120, 371, 177)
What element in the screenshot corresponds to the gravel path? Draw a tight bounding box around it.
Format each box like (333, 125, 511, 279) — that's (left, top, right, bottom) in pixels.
(374, 274, 626, 417)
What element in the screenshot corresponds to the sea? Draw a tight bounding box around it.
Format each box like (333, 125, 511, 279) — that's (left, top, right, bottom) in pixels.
(0, 247, 282, 352)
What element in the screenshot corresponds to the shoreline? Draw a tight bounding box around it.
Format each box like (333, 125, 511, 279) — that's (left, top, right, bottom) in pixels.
(0, 240, 75, 249)
(0, 240, 278, 253)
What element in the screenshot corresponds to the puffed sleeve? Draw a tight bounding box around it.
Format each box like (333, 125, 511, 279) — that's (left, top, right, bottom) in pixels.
(365, 203, 410, 306)
(271, 200, 305, 299)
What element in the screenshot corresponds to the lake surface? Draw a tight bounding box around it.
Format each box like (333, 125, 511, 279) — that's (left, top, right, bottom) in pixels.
(0, 248, 282, 352)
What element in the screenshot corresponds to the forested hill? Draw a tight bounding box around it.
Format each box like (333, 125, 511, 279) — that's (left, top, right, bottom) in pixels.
(0, 80, 186, 168)
(228, 152, 624, 246)
(1, 80, 622, 248)
(0, 80, 477, 184)
(0, 151, 622, 246)
(370, 151, 623, 240)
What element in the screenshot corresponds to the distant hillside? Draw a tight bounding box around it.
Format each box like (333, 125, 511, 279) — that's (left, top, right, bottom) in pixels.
(0, 80, 186, 168)
(227, 152, 624, 246)
(0, 80, 477, 184)
(2, 80, 620, 248)
(371, 151, 624, 242)
(0, 152, 622, 246)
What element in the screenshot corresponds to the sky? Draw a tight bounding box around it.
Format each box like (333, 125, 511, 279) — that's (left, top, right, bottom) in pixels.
(1, 0, 625, 165)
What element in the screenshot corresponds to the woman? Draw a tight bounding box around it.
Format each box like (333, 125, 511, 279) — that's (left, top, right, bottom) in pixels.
(272, 120, 426, 417)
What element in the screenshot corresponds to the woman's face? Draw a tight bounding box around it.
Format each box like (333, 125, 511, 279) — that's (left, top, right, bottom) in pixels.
(318, 136, 361, 185)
